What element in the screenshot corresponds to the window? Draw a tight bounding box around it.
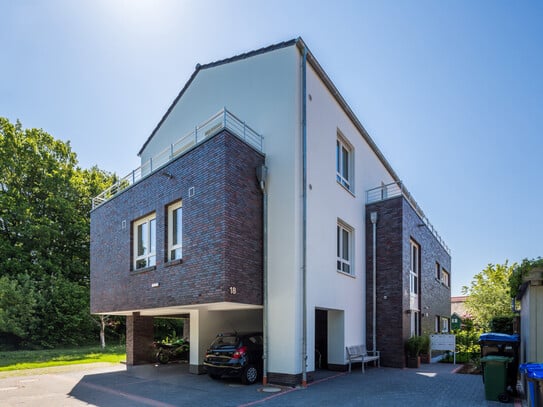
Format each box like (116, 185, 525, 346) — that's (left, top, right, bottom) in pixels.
(336, 134, 353, 191)
(134, 213, 156, 270)
(410, 311, 420, 337)
(168, 201, 183, 261)
(441, 269, 450, 288)
(441, 317, 450, 333)
(409, 240, 420, 295)
(435, 316, 441, 333)
(337, 222, 353, 275)
(435, 262, 441, 280)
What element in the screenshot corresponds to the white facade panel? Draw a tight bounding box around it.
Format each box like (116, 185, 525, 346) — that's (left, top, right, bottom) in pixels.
(304, 61, 394, 368)
(140, 46, 304, 375)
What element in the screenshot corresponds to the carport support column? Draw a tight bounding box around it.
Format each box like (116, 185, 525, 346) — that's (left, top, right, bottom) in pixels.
(126, 312, 154, 365)
(189, 309, 226, 375)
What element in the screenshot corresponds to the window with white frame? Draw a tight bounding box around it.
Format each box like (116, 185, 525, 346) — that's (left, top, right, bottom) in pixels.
(168, 201, 182, 261)
(134, 213, 156, 270)
(410, 311, 420, 337)
(441, 269, 450, 288)
(409, 240, 420, 295)
(336, 134, 353, 191)
(337, 221, 353, 275)
(441, 317, 450, 333)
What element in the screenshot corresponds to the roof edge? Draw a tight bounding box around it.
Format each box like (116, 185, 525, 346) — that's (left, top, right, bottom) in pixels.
(138, 38, 298, 156)
(294, 38, 401, 185)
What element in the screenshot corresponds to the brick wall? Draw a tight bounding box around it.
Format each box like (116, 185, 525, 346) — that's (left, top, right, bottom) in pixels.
(366, 196, 451, 368)
(90, 131, 264, 313)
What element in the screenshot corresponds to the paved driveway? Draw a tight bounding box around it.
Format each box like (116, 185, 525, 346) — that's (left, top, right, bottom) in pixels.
(0, 362, 520, 406)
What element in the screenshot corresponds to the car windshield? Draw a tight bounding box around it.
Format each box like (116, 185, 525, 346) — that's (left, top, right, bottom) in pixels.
(211, 335, 239, 348)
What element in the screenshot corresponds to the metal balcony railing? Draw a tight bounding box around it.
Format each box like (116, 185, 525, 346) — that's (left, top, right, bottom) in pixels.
(92, 108, 263, 209)
(366, 181, 451, 255)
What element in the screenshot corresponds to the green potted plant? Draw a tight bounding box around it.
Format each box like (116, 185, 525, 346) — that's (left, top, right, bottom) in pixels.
(420, 334, 431, 364)
(406, 335, 423, 368)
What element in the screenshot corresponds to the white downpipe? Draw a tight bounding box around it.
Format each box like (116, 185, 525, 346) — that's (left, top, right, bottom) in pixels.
(370, 212, 378, 352)
(301, 44, 308, 387)
(257, 166, 269, 384)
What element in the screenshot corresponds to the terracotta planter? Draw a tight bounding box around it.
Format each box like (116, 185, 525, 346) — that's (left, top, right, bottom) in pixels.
(407, 356, 420, 368)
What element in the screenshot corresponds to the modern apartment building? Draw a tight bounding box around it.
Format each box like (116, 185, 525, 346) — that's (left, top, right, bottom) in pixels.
(90, 38, 451, 385)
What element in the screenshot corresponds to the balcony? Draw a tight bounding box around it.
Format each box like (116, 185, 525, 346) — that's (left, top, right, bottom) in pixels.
(92, 108, 263, 209)
(366, 181, 450, 255)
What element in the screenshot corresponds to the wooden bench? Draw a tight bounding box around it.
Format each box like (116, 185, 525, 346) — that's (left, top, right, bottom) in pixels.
(346, 345, 380, 373)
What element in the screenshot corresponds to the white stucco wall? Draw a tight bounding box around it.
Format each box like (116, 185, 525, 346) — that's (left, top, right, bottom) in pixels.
(140, 45, 303, 375)
(304, 61, 395, 369)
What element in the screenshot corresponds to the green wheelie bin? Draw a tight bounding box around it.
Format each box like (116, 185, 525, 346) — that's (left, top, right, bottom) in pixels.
(481, 355, 514, 402)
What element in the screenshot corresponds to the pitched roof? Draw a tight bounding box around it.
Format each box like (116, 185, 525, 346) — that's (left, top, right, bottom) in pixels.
(138, 39, 297, 156)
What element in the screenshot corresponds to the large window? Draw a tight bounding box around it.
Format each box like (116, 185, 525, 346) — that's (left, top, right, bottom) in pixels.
(337, 222, 353, 275)
(134, 213, 156, 270)
(409, 240, 420, 295)
(168, 201, 183, 261)
(336, 134, 353, 191)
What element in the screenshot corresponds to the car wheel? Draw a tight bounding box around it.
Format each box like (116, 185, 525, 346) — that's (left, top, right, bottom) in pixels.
(156, 350, 169, 364)
(209, 373, 222, 380)
(241, 364, 258, 385)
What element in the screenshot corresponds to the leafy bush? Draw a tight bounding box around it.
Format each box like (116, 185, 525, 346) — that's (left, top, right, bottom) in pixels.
(490, 316, 514, 334)
(406, 336, 424, 357)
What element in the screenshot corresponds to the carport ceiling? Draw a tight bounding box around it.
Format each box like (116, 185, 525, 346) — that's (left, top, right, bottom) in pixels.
(100, 302, 263, 316)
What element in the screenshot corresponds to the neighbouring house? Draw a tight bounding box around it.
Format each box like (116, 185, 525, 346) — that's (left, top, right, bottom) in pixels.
(517, 268, 543, 363)
(451, 312, 462, 330)
(90, 38, 451, 385)
(451, 295, 468, 318)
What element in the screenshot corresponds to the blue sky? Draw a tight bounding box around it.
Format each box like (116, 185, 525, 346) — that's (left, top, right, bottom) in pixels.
(2, 0, 542, 296)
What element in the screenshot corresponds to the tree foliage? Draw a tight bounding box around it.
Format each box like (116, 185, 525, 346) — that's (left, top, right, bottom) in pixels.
(509, 257, 543, 298)
(0, 117, 116, 348)
(461, 262, 515, 331)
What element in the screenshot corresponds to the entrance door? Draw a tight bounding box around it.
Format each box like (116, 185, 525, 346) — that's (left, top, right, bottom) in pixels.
(315, 309, 328, 369)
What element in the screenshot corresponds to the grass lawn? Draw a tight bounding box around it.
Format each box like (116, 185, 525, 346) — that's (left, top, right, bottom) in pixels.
(0, 344, 126, 371)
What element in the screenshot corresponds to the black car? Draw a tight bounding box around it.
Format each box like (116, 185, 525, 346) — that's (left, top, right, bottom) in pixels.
(203, 332, 263, 384)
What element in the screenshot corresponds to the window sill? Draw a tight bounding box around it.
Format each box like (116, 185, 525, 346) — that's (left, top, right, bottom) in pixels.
(336, 270, 356, 279)
(131, 265, 156, 274)
(165, 259, 183, 267)
(336, 181, 356, 197)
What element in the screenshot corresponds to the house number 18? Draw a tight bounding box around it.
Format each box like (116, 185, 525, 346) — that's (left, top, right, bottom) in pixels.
(229, 286, 237, 295)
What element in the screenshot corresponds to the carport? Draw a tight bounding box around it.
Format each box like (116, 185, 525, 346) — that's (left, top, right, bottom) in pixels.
(104, 303, 263, 374)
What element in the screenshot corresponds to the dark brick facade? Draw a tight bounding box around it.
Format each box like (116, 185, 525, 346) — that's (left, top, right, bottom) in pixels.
(90, 131, 265, 313)
(126, 313, 154, 364)
(365, 196, 451, 368)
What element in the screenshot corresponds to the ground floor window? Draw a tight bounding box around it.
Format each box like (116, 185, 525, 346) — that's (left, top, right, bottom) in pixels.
(441, 317, 450, 333)
(337, 221, 353, 275)
(410, 311, 420, 337)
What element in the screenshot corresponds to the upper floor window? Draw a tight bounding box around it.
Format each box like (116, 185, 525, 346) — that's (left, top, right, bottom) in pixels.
(441, 269, 450, 288)
(168, 201, 183, 261)
(337, 221, 353, 275)
(134, 213, 156, 270)
(435, 262, 441, 280)
(409, 240, 419, 295)
(336, 133, 353, 192)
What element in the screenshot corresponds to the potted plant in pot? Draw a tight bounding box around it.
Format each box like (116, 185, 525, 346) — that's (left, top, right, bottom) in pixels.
(406, 335, 423, 368)
(420, 334, 431, 364)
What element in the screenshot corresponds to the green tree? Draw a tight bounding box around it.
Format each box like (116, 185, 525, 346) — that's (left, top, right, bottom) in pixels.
(461, 262, 515, 331)
(0, 118, 116, 348)
(509, 257, 543, 298)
